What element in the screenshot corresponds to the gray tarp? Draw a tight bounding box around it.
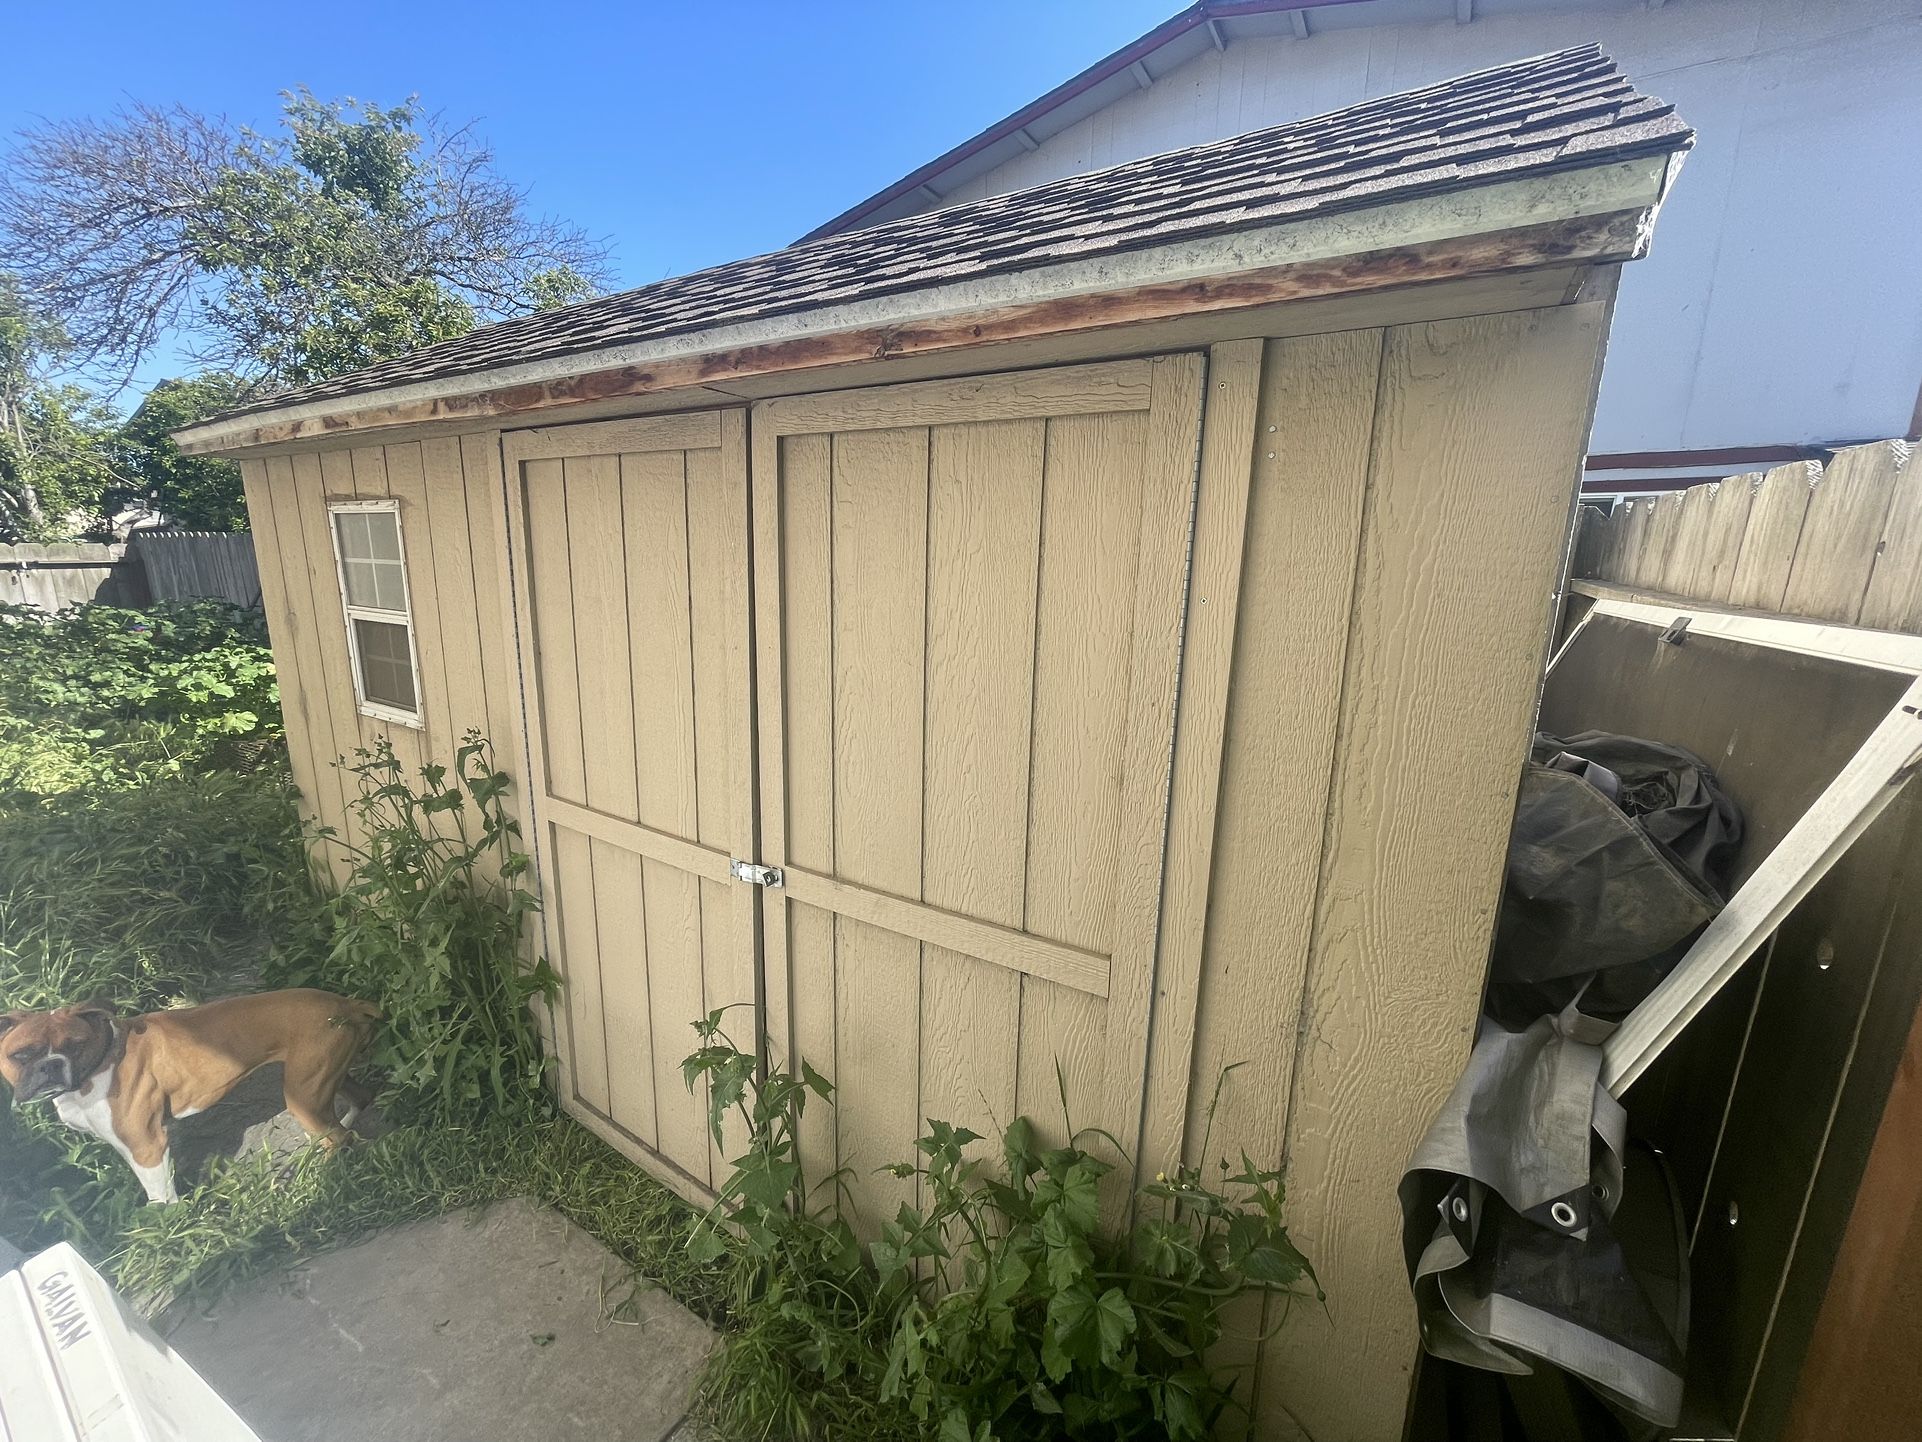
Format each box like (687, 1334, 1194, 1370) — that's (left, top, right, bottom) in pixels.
(1400, 734, 1740, 1429)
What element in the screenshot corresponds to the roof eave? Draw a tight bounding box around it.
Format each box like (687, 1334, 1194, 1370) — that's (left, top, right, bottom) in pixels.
(176, 153, 1676, 459)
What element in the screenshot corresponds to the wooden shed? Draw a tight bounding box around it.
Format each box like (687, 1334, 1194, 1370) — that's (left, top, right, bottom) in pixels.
(177, 47, 1692, 1440)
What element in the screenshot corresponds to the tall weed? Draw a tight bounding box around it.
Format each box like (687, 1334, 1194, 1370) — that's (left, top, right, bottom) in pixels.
(682, 1022, 1320, 1442)
(290, 733, 558, 1125)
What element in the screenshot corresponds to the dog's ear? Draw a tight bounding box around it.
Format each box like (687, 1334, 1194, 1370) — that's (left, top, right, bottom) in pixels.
(63, 1000, 117, 1029)
(0, 1012, 27, 1038)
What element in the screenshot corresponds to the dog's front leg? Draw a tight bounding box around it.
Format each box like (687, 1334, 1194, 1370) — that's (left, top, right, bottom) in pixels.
(110, 1116, 179, 1205)
(130, 1150, 178, 1206)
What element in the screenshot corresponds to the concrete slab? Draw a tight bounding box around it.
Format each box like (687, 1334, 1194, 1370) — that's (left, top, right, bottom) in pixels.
(165, 1197, 714, 1442)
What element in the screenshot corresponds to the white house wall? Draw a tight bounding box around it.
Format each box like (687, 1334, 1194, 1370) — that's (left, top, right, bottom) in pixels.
(914, 0, 1922, 461)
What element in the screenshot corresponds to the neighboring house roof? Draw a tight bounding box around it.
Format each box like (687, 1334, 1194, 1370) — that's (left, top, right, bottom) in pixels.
(800, 0, 1384, 241)
(190, 44, 1687, 437)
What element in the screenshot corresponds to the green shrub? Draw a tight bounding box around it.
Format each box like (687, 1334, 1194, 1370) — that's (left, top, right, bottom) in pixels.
(288, 733, 558, 1125)
(0, 600, 280, 791)
(682, 1020, 1319, 1442)
(683, 1008, 907, 1441)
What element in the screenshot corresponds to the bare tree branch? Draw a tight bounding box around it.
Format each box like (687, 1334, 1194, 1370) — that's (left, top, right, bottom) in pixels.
(0, 94, 614, 392)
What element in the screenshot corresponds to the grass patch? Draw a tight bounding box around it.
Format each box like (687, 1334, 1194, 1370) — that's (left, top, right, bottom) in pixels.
(114, 1116, 727, 1322)
(0, 767, 327, 1009)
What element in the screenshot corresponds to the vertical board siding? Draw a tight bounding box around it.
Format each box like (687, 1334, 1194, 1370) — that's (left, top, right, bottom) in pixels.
(1180, 329, 1382, 1181)
(772, 432, 839, 1182)
(237, 460, 335, 877)
(828, 424, 930, 1232)
(1254, 305, 1607, 1441)
(1174, 332, 1383, 1430)
(1138, 340, 1263, 1183)
(918, 418, 1045, 1160)
(1100, 355, 1208, 1166)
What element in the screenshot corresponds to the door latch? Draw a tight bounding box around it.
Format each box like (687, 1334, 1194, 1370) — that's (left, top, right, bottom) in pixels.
(730, 859, 784, 888)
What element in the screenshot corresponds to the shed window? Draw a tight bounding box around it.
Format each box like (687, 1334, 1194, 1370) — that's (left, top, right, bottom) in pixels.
(329, 501, 422, 725)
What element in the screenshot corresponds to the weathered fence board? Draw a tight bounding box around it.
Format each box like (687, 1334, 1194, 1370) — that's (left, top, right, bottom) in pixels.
(2, 531, 260, 611)
(1859, 445, 1922, 631)
(131, 530, 262, 606)
(1581, 441, 1920, 633)
(0, 543, 146, 609)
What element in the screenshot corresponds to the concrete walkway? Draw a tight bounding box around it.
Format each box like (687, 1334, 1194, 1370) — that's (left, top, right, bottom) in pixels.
(166, 1198, 715, 1442)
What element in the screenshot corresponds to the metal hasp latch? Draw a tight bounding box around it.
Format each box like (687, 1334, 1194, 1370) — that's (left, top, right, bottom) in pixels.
(730, 859, 784, 888)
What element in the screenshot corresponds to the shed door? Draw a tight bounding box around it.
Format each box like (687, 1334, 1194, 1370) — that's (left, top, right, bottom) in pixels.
(751, 355, 1206, 1230)
(503, 411, 755, 1197)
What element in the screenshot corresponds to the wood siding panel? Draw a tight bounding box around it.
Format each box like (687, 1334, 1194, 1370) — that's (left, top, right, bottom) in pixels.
(549, 824, 611, 1115)
(687, 427, 758, 1180)
(1018, 408, 1143, 1150)
(1183, 329, 1382, 1180)
(919, 418, 1044, 1156)
(1256, 304, 1607, 1442)
(457, 432, 531, 861)
(772, 433, 838, 1178)
(419, 437, 494, 757)
(239, 460, 340, 876)
(1175, 332, 1382, 1429)
(593, 839, 657, 1145)
(383, 442, 454, 764)
(293, 451, 369, 859)
(829, 424, 930, 1231)
(562, 456, 640, 822)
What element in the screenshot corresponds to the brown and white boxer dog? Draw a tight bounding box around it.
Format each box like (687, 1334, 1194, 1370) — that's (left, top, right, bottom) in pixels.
(0, 990, 379, 1204)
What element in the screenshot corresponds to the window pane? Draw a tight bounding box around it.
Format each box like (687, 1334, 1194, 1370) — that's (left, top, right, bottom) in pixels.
(334, 511, 370, 560)
(373, 559, 408, 613)
(364, 511, 402, 561)
(343, 558, 380, 608)
(353, 618, 416, 712)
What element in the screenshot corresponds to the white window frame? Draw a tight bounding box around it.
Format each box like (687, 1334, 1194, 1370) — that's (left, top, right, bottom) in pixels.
(327, 498, 425, 729)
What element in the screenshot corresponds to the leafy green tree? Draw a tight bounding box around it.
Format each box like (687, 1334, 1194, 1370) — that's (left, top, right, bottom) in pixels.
(0, 279, 123, 540)
(115, 375, 251, 531)
(0, 91, 606, 390)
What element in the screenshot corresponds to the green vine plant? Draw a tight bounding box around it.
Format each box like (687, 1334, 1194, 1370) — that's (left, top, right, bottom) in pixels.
(296, 732, 558, 1125)
(682, 1016, 1320, 1442)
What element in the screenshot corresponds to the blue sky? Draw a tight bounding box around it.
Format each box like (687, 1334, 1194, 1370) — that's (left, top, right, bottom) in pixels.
(6, 0, 1176, 390)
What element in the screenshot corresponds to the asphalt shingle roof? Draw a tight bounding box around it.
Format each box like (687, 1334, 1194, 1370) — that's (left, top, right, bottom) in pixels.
(211, 45, 1689, 424)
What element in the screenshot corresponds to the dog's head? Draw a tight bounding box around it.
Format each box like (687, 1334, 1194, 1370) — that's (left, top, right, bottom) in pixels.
(0, 1003, 117, 1105)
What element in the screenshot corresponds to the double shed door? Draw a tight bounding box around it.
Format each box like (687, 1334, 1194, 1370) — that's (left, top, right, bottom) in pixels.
(506, 356, 1205, 1211)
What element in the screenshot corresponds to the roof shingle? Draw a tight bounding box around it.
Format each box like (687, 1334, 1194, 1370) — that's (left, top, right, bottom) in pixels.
(210, 45, 1688, 423)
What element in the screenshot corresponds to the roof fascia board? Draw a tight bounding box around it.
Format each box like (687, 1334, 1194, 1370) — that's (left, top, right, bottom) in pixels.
(178, 155, 1669, 457)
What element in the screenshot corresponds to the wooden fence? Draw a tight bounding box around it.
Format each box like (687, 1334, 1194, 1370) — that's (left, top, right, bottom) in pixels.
(0, 543, 146, 609)
(0, 531, 261, 612)
(129, 530, 261, 606)
(1575, 439, 1921, 632)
